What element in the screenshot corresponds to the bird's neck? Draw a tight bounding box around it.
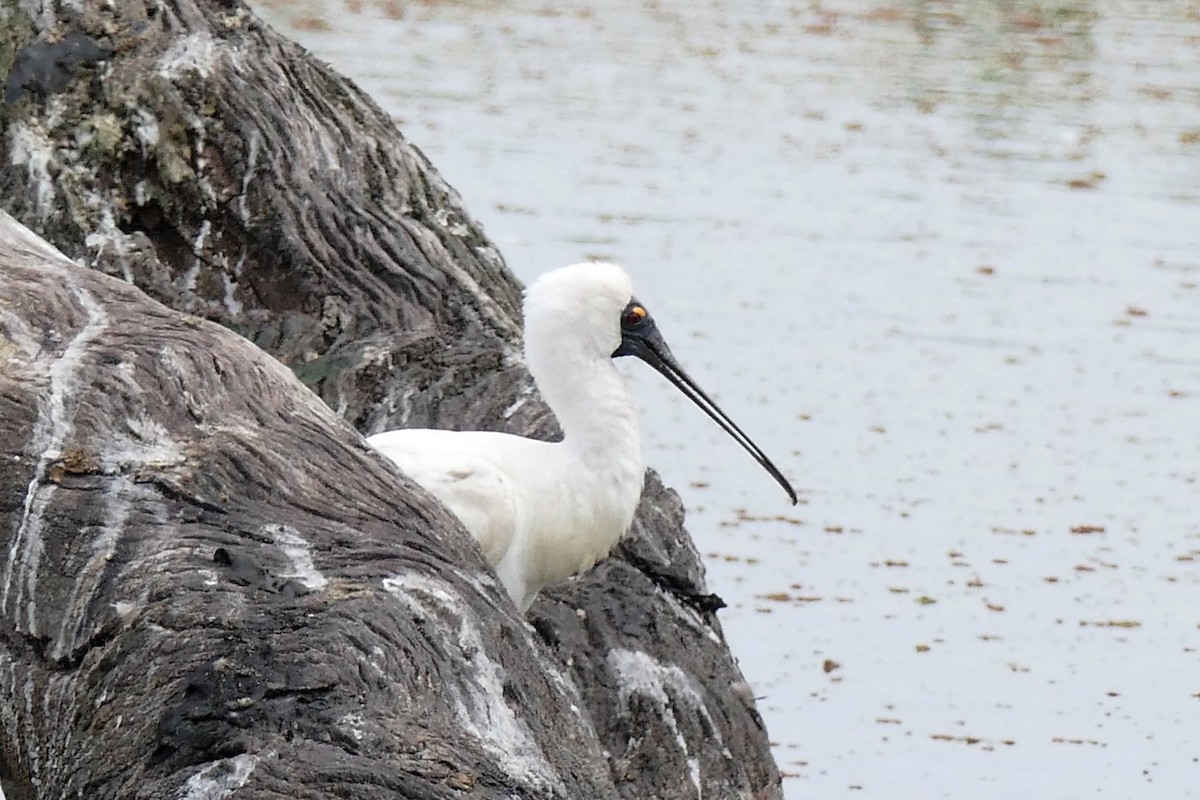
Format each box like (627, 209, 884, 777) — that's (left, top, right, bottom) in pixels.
(535, 356, 643, 478)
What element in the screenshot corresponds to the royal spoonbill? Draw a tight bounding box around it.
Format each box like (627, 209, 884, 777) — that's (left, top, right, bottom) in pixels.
(368, 262, 796, 610)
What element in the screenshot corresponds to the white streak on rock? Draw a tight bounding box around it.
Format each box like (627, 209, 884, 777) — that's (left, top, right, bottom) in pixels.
(1, 280, 109, 634)
(237, 130, 259, 226)
(181, 219, 211, 293)
(8, 121, 56, 221)
(338, 711, 365, 742)
(83, 205, 136, 283)
(134, 108, 160, 152)
(608, 648, 725, 799)
(221, 267, 243, 317)
(266, 525, 328, 590)
(105, 416, 186, 469)
(158, 33, 222, 80)
(501, 383, 536, 420)
(382, 572, 565, 793)
(176, 753, 259, 800)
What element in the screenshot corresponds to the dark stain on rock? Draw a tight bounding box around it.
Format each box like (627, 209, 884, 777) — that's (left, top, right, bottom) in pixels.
(4, 33, 114, 106)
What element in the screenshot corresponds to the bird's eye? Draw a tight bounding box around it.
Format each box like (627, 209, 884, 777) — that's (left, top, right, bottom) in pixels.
(622, 305, 648, 329)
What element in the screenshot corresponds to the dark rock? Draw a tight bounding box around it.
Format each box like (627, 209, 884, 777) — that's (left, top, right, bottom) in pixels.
(4, 33, 113, 106)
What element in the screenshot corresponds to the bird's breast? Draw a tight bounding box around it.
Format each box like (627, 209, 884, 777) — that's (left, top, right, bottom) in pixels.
(516, 444, 644, 587)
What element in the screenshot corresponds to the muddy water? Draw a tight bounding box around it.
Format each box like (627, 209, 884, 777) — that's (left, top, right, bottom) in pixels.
(256, 2, 1200, 797)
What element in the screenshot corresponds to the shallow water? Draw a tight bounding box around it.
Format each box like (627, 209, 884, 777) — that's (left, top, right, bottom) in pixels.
(254, 2, 1200, 797)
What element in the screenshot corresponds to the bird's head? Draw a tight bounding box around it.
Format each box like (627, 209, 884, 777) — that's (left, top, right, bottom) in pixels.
(522, 261, 798, 505)
(523, 261, 637, 362)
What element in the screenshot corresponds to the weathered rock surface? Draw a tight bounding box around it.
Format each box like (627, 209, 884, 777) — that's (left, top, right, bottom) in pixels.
(0, 1, 782, 798)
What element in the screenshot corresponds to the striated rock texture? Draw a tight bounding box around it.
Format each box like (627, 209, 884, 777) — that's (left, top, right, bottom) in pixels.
(0, 1, 782, 798)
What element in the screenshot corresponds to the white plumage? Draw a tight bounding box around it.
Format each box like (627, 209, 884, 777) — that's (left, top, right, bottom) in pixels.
(369, 263, 794, 611)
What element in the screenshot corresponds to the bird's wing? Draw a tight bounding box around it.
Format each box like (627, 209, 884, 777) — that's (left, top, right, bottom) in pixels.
(367, 429, 518, 567)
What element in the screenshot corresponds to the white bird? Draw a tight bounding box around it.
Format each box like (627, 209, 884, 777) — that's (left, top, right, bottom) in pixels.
(369, 263, 796, 611)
